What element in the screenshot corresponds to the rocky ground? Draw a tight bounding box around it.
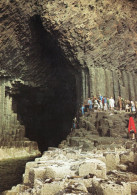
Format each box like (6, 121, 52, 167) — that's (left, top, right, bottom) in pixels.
(0, 139, 41, 161)
(3, 111, 137, 195)
(1, 0, 137, 100)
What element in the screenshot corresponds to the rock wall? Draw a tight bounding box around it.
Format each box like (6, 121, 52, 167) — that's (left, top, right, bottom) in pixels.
(0, 79, 24, 143)
(1, 0, 137, 101)
(89, 68, 137, 100)
(38, 0, 137, 100)
(0, 78, 40, 159)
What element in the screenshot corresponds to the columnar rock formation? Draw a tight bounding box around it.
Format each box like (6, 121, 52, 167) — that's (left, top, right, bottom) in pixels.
(0, 79, 40, 159)
(0, 0, 137, 158)
(1, 0, 137, 99)
(5, 112, 137, 195)
(1, 0, 137, 193)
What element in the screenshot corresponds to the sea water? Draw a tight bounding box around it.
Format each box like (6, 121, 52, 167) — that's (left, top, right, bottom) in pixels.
(0, 157, 36, 193)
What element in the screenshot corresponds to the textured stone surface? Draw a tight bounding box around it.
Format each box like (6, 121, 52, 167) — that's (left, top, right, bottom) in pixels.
(92, 178, 131, 195)
(5, 143, 137, 195)
(2, 111, 137, 194)
(130, 182, 137, 195)
(0, 0, 137, 153)
(0, 1, 137, 192)
(0, 79, 41, 159)
(0, 0, 137, 101)
(79, 112, 135, 138)
(3, 112, 137, 194)
(0, 141, 40, 160)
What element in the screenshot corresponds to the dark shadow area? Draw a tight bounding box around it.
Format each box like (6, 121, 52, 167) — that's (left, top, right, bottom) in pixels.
(11, 15, 80, 153)
(0, 157, 36, 192)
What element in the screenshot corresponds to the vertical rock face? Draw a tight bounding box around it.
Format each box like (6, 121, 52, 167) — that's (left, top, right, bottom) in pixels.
(0, 0, 137, 149)
(1, 0, 137, 100)
(89, 68, 137, 100)
(0, 1, 81, 150)
(0, 78, 40, 159)
(0, 79, 24, 142)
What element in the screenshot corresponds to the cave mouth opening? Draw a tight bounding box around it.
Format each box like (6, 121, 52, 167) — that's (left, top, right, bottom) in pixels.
(11, 15, 81, 153)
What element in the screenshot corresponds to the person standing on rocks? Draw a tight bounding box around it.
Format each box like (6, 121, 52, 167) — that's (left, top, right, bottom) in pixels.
(128, 116, 136, 140)
(99, 94, 103, 102)
(125, 100, 130, 112)
(84, 98, 89, 112)
(131, 101, 136, 112)
(81, 105, 85, 116)
(118, 96, 122, 111)
(94, 98, 98, 111)
(72, 117, 77, 129)
(103, 96, 107, 111)
(99, 100, 103, 111)
(109, 97, 115, 110)
(88, 98, 92, 112)
(107, 98, 110, 110)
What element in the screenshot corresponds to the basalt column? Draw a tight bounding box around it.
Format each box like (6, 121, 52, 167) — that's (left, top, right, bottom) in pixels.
(1, 0, 137, 154)
(88, 67, 137, 101)
(81, 69, 90, 103)
(6, 15, 82, 153)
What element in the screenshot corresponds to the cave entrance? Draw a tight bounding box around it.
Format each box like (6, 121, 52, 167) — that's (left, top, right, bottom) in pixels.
(12, 15, 81, 153)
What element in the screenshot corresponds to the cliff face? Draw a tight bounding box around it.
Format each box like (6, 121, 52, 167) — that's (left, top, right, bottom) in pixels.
(38, 0, 137, 100)
(1, 0, 137, 99)
(0, 0, 137, 151)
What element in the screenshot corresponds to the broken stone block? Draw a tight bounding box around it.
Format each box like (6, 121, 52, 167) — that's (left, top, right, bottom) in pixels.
(134, 153, 137, 168)
(31, 167, 47, 185)
(92, 177, 131, 195)
(130, 181, 137, 195)
(23, 162, 37, 185)
(41, 181, 64, 195)
(69, 137, 81, 146)
(125, 141, 134, 149)
(120, 151, 134, 164)
(117, 164, 128, 171)
(78, 159, 107, 179)
(44, 162, 75, 179)
(4, 184, 29, 194)
(103, 152, 120, 172)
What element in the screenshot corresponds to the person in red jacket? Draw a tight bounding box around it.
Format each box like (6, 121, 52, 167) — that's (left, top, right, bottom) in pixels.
(128, 116, 136, 140)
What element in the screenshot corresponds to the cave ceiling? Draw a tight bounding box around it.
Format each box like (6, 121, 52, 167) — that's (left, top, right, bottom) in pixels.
(1, 0, 137, 76)
(0, 0, 137, 100)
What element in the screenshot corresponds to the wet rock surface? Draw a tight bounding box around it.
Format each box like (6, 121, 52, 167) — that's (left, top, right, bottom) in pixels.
(5, 112, 137, 195)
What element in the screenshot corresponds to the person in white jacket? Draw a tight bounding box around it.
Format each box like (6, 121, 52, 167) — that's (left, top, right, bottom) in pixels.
(131, 101, 136, 112)
(109, 97, 115, 110)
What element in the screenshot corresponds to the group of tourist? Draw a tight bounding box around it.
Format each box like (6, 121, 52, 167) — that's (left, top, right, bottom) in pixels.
(72, 95, 137, 141)
(81, 95, 137, 115)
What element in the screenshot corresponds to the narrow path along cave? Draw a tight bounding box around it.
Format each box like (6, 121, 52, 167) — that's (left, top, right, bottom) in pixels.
(10, 15, 81, 153)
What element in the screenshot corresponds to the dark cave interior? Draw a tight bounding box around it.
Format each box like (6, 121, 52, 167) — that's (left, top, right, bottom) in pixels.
(11, 15, 80, 152)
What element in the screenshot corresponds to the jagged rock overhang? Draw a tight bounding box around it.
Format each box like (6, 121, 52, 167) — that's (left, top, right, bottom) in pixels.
(0, 13, 85, 152)
(1, 0, 137, 153)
